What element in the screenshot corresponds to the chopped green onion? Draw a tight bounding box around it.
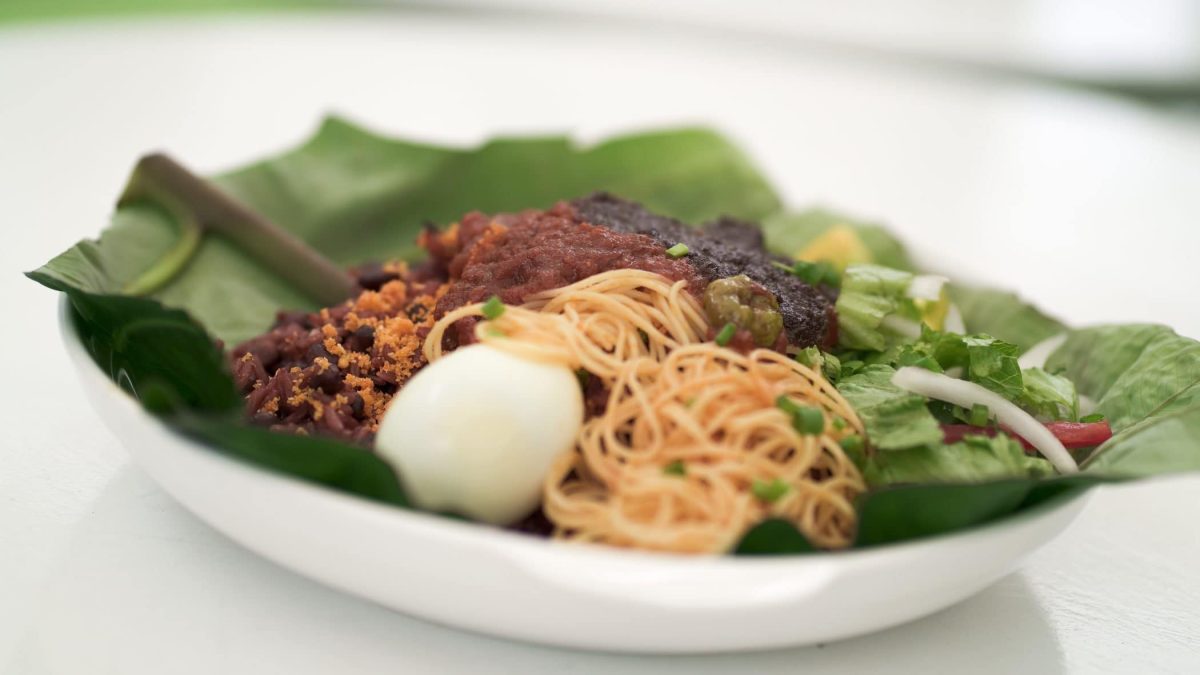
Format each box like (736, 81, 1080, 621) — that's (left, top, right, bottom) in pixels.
(776, 396, 825, 435)
(820, 351, 842, 382)
(481, 295, 505, 320)
(751, 478, 789, 503)
(775, 395, 801, 415)
(795, 346, 821, 368)
(715, 322, 737, 346)
(794, 407, 825, 435)
(839, 435, 864, 453)
(1080, 413, 1106, 423)
(897, 350, 941, 372)
(968, 403, 990, 427)
(832, 416, 847, 431)
(793, 261, 816, 283)
(665, 243, 690, 258)
(663, 460, 687, 476)
(785, 260, 839, 287)
(484, 326, 506, 338)
(685, 396, 698, 408)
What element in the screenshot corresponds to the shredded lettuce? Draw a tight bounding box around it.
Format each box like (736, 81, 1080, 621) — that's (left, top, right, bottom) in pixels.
(891, 366, 1078, 474)
(1020, 367, 1079, 421)
(836, 365, 942, 451)
(794, 346, 842, 382)
(889, 329, 1025, 401)
(834, 265, 918, 351)
(880, 327, 1088, 425)
(838, 362, 1069, 483)
(938, 334, 1024, 401)
(862, 433, 1055, 487)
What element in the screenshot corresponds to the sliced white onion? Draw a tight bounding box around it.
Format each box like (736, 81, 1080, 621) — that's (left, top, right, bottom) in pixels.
(907, 274, 949, 301)
(1018, 333, 1068, 370)
(942, 303, 966, 334)
(881, 314, 922, 339)
(892, 366, 1079, 474)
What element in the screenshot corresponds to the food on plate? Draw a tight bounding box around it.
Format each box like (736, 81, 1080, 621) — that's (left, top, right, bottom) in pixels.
(219, 191, 1102, 553)
(428, 269, 862, 552)
(227, 196, 863, 551)
(31, 119, 1200, 556)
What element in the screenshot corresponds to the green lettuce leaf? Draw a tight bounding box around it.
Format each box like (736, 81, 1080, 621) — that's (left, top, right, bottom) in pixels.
(888, 330, 1080, 423)
(1047, 324, 1200, 432)
(31, 117, 781, 346)
(890, 329, 1025, 403)
(794, 346, 842, 382)
(834, 264, 916, 351)
(862, 434, 1055, 487)
(913, 331, 1025, 400)
(959, 336, 1024, 399)
(1085, 406, 1200, 477)
(836, 365, 942, 451)
(1045, 324, 1200, 476)
(1021, 367, 1079, 421)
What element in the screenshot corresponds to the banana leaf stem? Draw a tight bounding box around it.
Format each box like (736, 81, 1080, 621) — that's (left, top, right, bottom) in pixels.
(119, 153, 355, 306)
(121, 209, 203, 296)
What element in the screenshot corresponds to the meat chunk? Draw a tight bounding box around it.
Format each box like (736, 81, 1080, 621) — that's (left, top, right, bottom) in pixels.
(432, 203, 707, 314)
(699, 216, 767, 252)
(571, 193, 833, 348)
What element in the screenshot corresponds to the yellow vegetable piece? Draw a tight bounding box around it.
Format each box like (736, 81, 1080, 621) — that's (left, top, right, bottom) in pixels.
(915, 290, 951, 331)
(795, 225, 872, 271)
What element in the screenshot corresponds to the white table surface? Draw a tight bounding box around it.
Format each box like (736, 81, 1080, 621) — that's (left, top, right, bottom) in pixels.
(2, 11, 1198, 674)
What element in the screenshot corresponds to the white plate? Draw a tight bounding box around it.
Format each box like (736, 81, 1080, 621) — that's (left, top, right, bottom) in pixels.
(60, 298, 1087, 653)
(10, 13, 1199, 669)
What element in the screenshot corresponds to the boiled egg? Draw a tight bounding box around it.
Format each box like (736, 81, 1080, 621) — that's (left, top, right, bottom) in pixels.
(375, 344, 583, 525)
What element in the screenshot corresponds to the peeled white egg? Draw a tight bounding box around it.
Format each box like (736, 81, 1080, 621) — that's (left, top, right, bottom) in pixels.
(375, 344, 584, 525)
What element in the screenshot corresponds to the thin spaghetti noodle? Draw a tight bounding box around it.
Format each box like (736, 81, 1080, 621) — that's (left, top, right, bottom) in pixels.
(423, 269, 708, 378)
(424, 269, 865, 552)
(547, 346, 865, 552)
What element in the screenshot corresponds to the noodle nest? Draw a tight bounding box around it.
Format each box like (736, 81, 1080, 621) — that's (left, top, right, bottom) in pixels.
(425, 269, 865, 553)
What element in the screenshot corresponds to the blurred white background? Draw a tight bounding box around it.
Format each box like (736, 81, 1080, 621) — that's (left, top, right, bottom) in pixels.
(2, 2, 1199, 674)
(452, 0, 1200, 86)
